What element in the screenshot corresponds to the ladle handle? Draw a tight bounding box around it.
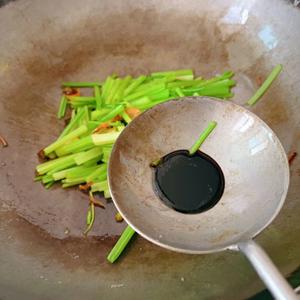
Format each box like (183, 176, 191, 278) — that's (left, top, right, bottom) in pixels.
(238, 240, 298, 300)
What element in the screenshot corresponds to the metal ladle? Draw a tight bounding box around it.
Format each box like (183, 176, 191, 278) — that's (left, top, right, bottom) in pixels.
(108, 97, 298, 300)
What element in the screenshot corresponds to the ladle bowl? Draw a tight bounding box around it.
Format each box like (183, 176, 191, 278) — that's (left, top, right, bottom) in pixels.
(108, 97, 297, 300)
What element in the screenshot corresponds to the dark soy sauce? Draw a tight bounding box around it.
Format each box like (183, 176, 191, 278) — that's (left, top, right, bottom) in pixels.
(152, 150, 225, 214)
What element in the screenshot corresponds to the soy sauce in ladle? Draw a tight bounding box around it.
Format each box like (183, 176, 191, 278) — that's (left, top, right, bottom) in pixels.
(152, 149, 225, 214)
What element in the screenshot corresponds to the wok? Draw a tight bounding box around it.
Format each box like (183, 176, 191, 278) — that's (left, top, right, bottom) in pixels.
(0, 0, 299, 299)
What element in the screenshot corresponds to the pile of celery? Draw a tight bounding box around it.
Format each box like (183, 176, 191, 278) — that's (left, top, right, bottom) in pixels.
(35, 69, 235, 234)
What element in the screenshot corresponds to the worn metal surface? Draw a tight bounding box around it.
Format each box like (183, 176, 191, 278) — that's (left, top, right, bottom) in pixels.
(0, 0, 299, 299)
(109, 98, 289, 253)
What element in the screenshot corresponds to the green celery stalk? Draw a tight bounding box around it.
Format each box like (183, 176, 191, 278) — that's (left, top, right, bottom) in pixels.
(120, 111, 132, 124)
(148, 89, 170, 101)
(55, 135, 94, 157)
(91, 180, 108, 192)
(67, 96, 96, 102)
(129, 96, 151, 108)
(58, 109, 86, 139)
(124, 75, 147, 96)
(91, 131, 122, 146)
(107, 78, 122, 104)
(42, 174, 54, 184)
(47, 158, 78, 176)
(189, 121, 217, 155)
(90, 172, 107, 183)
(102, 76, 115, 104)
(36, 153, 79, 175)
(74, 147, 103, 165)
(45, 181, 55, 189)
(167, 79, 203, 89)
(34, 176, 43, 182)
(87, 121, 101, 131)
(79, 106, 90, 126)
(62, 82, 101, 87)
(85, 164, 107, 182)
(104, 187, 111, 198)
(66, 165, 99, 179)
(247, 64, 282, 106)
(114, 75, 132, 102)
(44, 125, 88, 155)
(91, 108, 112, 121)
(124, 83, 165, 101)
(183, 79, 235, 94)
(151, 69, 193, 79)
(102, 146, 113, 163)
(137, 97, 173, 111)
(107, 225, 136, 263)
(62, 177, 87, 187)
(175, 87, 185, 97)
(94, 86, 102, 109)
(96, 104, 124, 122)
(57, 95, 68, 119)
(52, 164, 97, 181)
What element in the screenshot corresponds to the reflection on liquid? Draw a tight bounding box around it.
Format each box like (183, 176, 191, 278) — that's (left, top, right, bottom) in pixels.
(233, 113, 254, 133)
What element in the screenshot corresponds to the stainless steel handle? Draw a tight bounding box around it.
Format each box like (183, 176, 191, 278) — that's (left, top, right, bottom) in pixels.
(238, 240, 298, 300)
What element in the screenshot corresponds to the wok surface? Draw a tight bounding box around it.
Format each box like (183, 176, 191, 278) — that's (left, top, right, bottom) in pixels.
(0, 0, 299, 299)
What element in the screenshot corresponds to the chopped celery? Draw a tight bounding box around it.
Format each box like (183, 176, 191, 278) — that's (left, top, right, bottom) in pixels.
(91, 131, 121, 146)
(107, 225, 136, 263)
(34, 176, 43, 182)
(107, 78, 121, 104)
(167, 79, 203, 89)
(74, 147, 103, 165)
(148, 89, 170, 101)
(114, 75, 132, 102)
(45, 181, 55, 189)
(102, 146, 113, 163)
(247, 64, 282, 106)
(175, 87, 185, 97)
(91, 180, 108, 193)
(58, 109, 86, 139)
(97, 104, 124, 122)
(62, 82, 101, 87)
(91, 108, 111, 121)
(189, 121, 217, 155)
(85, 164, 107, 182)
(44, 125, 88, 155)
(62, 177, 87, 187)
(124, 83, 165, 101)
(151, 69, 193, 79)
(130, 96, 151, 108)
(102, 76, 115, 104)
(36, 68, 239, 264)
(124, 75, 147, 96)
(66, 165, 99, 179)
(94, 86, 102, 109)
(42, 174, 54, 184)
(121, 111, 132, 124)
(57, 95, 68, 119)
(104, 188, 111, 199)
(87, 121, 101, 131)
(55, 135, 94, 156)
(36, 153, 79, 175)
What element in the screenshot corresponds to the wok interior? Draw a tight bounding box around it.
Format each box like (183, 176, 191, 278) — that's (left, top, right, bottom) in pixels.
(109, 98, 290, 252)
(0, 1, 299, 298)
